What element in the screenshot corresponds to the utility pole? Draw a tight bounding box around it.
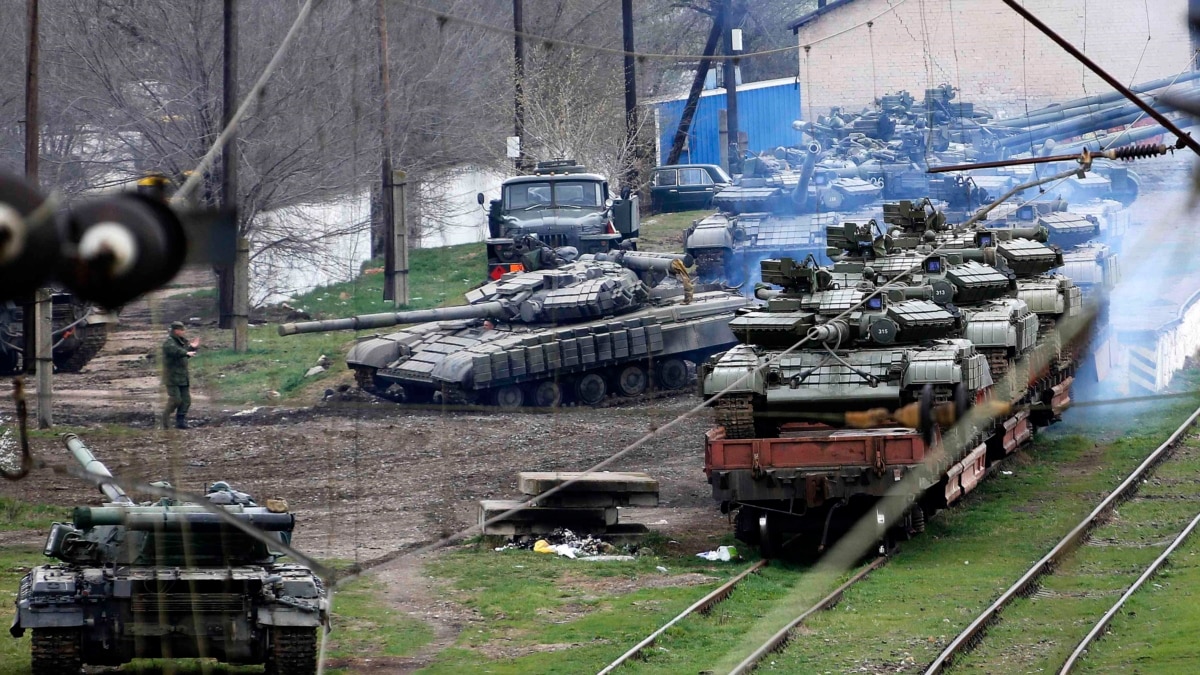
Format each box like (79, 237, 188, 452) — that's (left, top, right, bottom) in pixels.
(377, 0, 403, 304)
(666, 4, 724, 166)
(513, 0, 526, 172)
(25, 0, 50, 429)
(621, 0, 638, 190)
(224, 0, 247, 352)
(390, 170, 409, 305)
(722, 0, 741, 173)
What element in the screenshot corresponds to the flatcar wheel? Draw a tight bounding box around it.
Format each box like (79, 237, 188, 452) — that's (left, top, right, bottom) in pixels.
(575, 373, 607, 406)
(655, 358, 689, 390)
(758, 513, 782, 559)
(614, 364, 648, 397)
(531, 380, 563, 408)
(491, 385, 525, 409)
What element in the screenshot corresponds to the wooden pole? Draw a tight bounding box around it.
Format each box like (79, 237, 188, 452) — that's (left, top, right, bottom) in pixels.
(224, 0, 248, 352)
(390, 170, 409, 306)
(621, 0, 638, 188)
(26, 0, 50, 428)
(513, 0, 526, 172)
(666, 5, 724, 166)
(378, 0, 398, 302)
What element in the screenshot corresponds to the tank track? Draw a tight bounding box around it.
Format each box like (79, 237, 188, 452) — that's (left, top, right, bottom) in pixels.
(30, 628, 81, 675)
(715, 394, 756, 439)
(54, 325, 108, 373)
(266, 627, 317, 675)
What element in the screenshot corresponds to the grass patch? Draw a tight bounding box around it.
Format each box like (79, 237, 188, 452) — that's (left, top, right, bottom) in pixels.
(638, 209, 712, 253)
(414, 543, 800, 674)
(0, 498, 66, 532)
(321, 575, 433, 673)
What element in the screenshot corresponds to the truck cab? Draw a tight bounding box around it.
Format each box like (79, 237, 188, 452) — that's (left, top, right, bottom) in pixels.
(483, 160, 639, 280)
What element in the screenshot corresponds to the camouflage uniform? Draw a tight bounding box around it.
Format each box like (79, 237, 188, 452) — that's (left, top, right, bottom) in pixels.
(162, 325, 192, 429)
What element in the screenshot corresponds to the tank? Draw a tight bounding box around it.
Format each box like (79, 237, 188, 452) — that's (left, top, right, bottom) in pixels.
(10, 435, 328, 674)
(483, 159, 639, 281)
(686, 143, 883, 283)
(279, 247, 754, 407)
(701, 198, 1091, 554)
(0, 293, 117, 375)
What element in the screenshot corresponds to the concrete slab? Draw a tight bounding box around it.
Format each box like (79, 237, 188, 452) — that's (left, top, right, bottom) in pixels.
(531, 492, 659, 508)
(517, 471, 659, 495)
(479, 499, 618, 534)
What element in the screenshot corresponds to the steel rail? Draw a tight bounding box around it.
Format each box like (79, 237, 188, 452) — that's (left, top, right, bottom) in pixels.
(596, 559, 768, 674)
(728, 556, 888, 675)
(923, 403, 1200, 674)
(1059, 509, 1200, 673)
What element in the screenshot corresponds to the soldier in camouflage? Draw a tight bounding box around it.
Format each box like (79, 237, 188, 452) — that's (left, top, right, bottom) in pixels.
(162, 321, 199, 429)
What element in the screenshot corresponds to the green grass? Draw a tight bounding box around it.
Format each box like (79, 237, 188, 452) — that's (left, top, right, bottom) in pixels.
(414, 542, 785, 674)
(198, 244, 483, 404)
(322, 575, 434, 674)
(0, 497, 66, 532)
(638, 209, 712, 253)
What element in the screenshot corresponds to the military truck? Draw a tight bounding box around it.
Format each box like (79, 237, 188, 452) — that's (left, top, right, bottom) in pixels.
(10, 435, 328, 674)
(482, 160, 640, 281)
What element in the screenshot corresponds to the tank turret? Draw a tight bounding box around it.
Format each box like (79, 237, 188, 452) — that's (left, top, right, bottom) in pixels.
(280, 247, 750, 407)
(11, 435, 328, 675)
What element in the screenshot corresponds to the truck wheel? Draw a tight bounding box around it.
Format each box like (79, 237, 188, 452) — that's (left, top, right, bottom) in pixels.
(30, 628, 82, 675)
(266, 626, 317, 675)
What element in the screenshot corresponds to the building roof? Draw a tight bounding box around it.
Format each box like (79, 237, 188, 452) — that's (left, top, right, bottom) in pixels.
(649, 75, 800, 106)
(787, 0, 862, 33)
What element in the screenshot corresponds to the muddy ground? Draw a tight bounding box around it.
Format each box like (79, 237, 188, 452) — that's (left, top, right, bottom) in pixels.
(1, 275, 731, 670)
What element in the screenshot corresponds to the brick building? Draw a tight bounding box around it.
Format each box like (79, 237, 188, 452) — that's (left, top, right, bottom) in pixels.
(788, 0, 1195, 120)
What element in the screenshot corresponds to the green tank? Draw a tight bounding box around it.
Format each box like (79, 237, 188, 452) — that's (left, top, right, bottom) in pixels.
(10, 435, 328, 674)
(0, 293, 117, 375)
(280, 247, 754, 407)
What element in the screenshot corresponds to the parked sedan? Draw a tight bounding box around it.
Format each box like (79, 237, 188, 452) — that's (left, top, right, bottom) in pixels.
(650, 164, 731, 212)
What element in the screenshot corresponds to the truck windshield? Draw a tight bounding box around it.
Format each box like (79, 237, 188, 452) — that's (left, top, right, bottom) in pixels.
(504, 180, 603, 210)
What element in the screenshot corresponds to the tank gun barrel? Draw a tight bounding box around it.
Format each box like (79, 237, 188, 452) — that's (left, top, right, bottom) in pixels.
(790, 142, 821, 207)
(63, 433, 132, 505)
(278, 302, 507, 336)
(808, 320, 851, 345)
(591, 250, 694, 272)
(1047, 123, 1176, 156)
(990, 71, 1200, 127)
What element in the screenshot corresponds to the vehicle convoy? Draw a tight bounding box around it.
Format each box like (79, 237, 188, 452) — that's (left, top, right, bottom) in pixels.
(0, 293, 117, 375)
(482, 159, 640, 281)
(279, 245, 754, 408)
(700, 200, 1098, 555)
(10, 435, 328, 675)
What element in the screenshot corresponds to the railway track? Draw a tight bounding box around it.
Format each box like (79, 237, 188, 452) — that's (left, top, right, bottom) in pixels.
(596, 556, 887, 674)
(924, 404, 1200, 674)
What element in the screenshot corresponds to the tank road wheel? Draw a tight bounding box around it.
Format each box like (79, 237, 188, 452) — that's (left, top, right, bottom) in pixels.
(575, 373, 607, 406)
(614, 364, 648, 397)
(655, 358, 689, 391)
(266, 626, 317, 675)
(531, 380, 563, 408)
(491, 385, 525, 409)
(30, 628, 82, 675)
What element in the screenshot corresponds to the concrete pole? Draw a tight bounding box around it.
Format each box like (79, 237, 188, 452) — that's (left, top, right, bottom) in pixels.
(233, 237, 249, 352)
(390, 171, 409, 306)
(34, 288, 51, 429)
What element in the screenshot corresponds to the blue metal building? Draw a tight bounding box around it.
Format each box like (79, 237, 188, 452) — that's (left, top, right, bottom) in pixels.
(653, 76, 803, 166)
